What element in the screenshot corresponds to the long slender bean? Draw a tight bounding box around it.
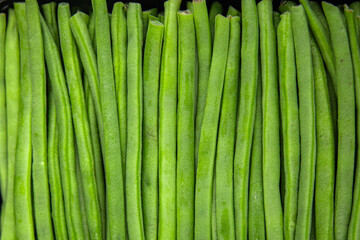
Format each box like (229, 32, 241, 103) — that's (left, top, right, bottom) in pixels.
(142, 8, 158, 37)
(1, 9, 20, 240)
(234, 0, 259, 238)
(177, 10, 196, 240)
(42, 2, 59, 47)
(248, 74, 266, 240)
(41, 16, 85, 239)
(111, 2, 127, 169)
(226, 6, 240, 17)
(158, 0, 180, 239)
(308, 1, 330, 34)
(323, 3, 356, 239)
(142, 20, 163, 240)
(0, 13, 5, 202)
(215, 15, 240, 240)
(209, 1, 223, 41)
(277, 11, 300, 240)
(345, 5, 360, 240)
(13, 4, 35, 239)
(259, 1, 283, 239)
(91, 0, 126, 237)
(195, 14, 229, 240)
(311, 37, 335, 240)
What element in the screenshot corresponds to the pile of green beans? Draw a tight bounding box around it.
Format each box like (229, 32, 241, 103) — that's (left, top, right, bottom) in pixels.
(1, 0, 360, 239)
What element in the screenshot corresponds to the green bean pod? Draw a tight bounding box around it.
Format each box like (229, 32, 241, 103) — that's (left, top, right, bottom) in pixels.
(13, 4, 35, 239)
(323, 3, 356, 239)
(248, 73, 265, 240)
(209, 1, 223, 41)
(278, 1, 297, 13)
(193, 0, 212, 168)
(177, 10, 196, 240)
(226, 6, 240, 17)
(214, 15, 240, 240)
(142, 20, 163, 240)
(234, 0, 259, 238)
(345, 5, 360, 240)
(91, 0, 126, 237)
(308, 1, 330, 34)
(277, 11, 300, 240)
(1, 9, 20, 239)
(311, 37, 335, 240)
(25, 0, 54, 238)
(158, 1, 180, 239)
(42, 2, 59, 47)
(0, 13, 5, 201)
(195, 15, 229, 240)
(41, 16, 85, 239)
(111, 2, 127, 168)
(142, 8, 158, 37)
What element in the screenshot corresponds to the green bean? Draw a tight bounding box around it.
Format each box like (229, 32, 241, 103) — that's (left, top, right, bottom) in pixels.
(233, 0, 259, 238)
(41, 16, 84, 239)
(193, 0, 212, 168)
(91, 0, 126, 237)
(195, 15, 229, 240)
(13, 4, 35, 239)
(0, 13, 5, 202)
(277, 11, 300, 240)
(308, 1, 330, 34)
(350, 2, 360, 16)
(248, 74, 265, 240)
(58, 4, 103, 239)
(278, 1, 296, 13)
(142, 20, 163, 240)
(158, 12, 164, 23)
(273, 11, 281, 30)
(1, 8, 20, 240)
(345, 5, 360, 240)
(215, 15, 240, 240)
(158, 1, 180, 239)
(209, 1, 223, 41)
(300, 0, 336, 94)
(186, 1, 193, 11)
(111, 2, 127, 172)
(291, 5, 317, 240)
(148, 15, 160, 22)
(226, 6, 240, 17)
(311, 37, 335, 240)
(176, 10, 196, 240)
(142, 8, 158, 37)
(25, 0, 54, 238)
(259, 1, 284, 239)
(323, 3, 356, 240)
(211, 185, 217, 240)
(42, 2, 59, 47)
(126, 3, 145, 239)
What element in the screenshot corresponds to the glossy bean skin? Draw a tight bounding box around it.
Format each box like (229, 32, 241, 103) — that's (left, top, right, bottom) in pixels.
(195, 15, 229, 240)
(323, 3, 356, 239)
(91, 0, 126, 237)
(0, 13, 5, 202)
(142, 20, 164, 240)
(291, 5, 317, 240)
(209, 1, 223, 41)
(1, 9, 20, 240)
(345, 6, 360, 240)
(215, 15, 240, 240)
(311, 37, 335, 240)
(259, 1, 284, 239)
(177, 11, 196, 240)
(277, 11, 300, 240)
(13, 4, 35, 240)
(111, 2, 127, 168)
(158, 1, 180, 239)
(233, 0, 259, 238)
(58, 4, 103, 239)
(41, 16, 85, 240)
(25, 1, 55, 238)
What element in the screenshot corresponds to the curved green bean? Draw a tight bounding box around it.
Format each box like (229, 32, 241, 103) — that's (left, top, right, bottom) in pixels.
(177, 10, 196, 240)
(323, 3, 356, 240)
(195, 14, 230, 240)
(0, 13, 5, 202)
(277, 11, 300, 240)
(1, 9, 20, 240)
(41, 16, 85, 239)
(311, 37, 335, 240)
(13, 4, 35, 239)
(25, 1, 54, 238)
(234, 0, 259, 238)
(259, 1, 283, 239)
(215, 15, 240, 240)
(142, 20, 163, 240)
(158, 1, 180, 239)
(291, 5, 317, 240)
(345, 6, 360, 240)
(209, 1, 223, 41)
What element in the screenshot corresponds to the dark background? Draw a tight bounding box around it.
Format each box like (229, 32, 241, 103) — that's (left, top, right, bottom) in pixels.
(0, 0, 356, 13)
